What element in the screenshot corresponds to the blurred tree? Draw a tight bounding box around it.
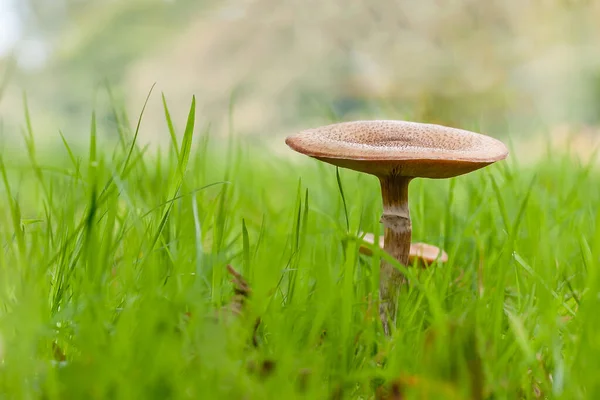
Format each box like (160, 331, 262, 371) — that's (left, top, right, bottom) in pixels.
(12, 0, 96, 36)
(4, 0, 204, 141)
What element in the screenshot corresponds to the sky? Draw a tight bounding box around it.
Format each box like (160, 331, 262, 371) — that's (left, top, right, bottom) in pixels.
(0, 0, 20, 56)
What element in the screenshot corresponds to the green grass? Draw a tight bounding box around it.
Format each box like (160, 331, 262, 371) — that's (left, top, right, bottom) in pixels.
(1, 96, 599, 399)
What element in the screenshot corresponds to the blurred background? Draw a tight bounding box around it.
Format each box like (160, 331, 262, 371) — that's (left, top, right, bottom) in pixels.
(1, 0, 600, 159)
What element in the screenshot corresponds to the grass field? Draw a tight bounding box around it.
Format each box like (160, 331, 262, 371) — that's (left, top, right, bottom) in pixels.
(1, 96, 599, 399)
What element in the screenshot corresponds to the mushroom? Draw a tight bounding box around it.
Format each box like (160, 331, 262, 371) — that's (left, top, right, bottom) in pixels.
(285, 120, 508, 334)
(359, 233, 448, 267)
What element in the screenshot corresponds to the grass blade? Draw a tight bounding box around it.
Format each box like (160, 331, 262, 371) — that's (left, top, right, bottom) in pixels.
(121, 83, 156, 175)
(162, 93, 179, 157)
(336, 167, 349, 232)
(242, 218, 250, 274)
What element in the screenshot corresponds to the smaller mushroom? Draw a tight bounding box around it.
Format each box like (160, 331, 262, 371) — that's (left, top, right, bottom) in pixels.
(359, 233, 448, 266)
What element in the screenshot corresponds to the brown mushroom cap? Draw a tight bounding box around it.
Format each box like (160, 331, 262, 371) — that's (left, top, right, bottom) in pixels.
(359, 233, 448, 266)
(285, 120, 508, 178)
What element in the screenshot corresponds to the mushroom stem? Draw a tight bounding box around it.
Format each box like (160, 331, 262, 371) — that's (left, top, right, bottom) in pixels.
(379, 175, 412, 335)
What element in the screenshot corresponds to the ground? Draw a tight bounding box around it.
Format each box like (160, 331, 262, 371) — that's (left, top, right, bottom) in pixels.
(0, 99, 598, 398)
